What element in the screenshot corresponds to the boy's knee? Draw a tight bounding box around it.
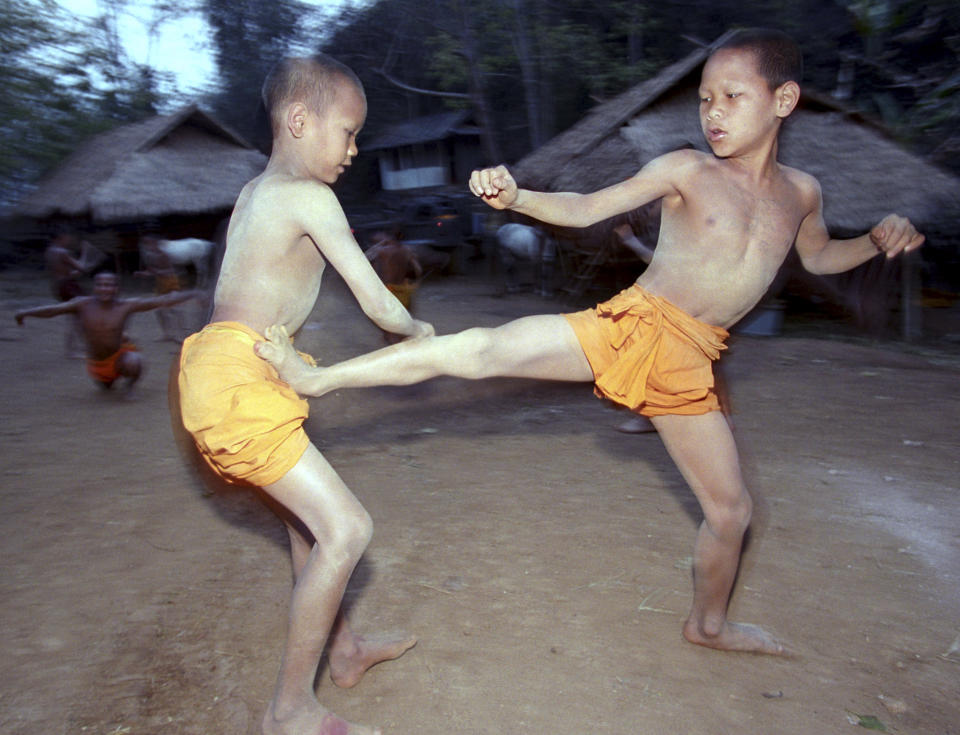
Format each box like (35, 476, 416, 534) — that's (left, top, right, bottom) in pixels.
(120, 352, 142, 377)
(353, 508, 374, 548)
(332, 507, 374, 557)
(451, 327, 497, 379)
(707, 491, 752, 539)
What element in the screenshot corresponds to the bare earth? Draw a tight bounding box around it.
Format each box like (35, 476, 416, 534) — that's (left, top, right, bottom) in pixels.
(1, 266, 958, 735)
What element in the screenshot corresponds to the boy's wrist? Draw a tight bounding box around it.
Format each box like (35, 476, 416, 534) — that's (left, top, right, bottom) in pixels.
(510, 188, 530, 212)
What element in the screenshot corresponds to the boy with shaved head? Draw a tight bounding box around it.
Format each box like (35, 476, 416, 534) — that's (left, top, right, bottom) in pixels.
(176, 54, 433, 735)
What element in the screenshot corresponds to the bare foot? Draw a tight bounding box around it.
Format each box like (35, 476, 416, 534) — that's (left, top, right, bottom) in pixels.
(683, 619, 790, 656)
(262, 699, 381, 735)
(254, 324, 325, 395)
(329, 631, 418, 689)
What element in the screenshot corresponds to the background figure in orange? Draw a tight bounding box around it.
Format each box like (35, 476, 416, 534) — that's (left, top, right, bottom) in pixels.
(365, 230, 423, 343)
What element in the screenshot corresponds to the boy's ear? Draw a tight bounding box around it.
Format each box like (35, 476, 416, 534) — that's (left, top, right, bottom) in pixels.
(775, 81, 800, 118)
(286, 102, 308, 139)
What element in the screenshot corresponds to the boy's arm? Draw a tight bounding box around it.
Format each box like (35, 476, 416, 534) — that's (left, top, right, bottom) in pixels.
(123, 289, 199, 314)
(63, 253, 85, 275)
(795, 180, 924, 274)
(14, 300, 80, 324)
(469, 152, 687, 228)
(296, 184, 433, 338)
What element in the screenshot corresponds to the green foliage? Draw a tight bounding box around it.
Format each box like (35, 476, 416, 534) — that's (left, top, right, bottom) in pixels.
(310, 0, 958, 172)
(842, 0, 960, 170)
(0, 0, 165, 209)
(201, 0, 317, 146)
(2, 0, 957, 211)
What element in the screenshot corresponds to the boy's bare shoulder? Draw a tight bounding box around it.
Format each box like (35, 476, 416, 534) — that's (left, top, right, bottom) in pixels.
(246, 173, 345, 227)
(642, 148, 721, 196)
(248, 172, 335, 207)
(779, 163, 819, 191)
(778, 163, 822, 210)
(649, 147, 711, 171)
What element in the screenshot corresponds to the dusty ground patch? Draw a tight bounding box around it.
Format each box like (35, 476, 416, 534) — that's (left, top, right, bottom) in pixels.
(1, 267, 958, 734)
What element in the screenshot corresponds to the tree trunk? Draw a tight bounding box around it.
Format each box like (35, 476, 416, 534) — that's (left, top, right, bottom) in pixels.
(511, 0, 544, 150)
(454, 0, 502, 164)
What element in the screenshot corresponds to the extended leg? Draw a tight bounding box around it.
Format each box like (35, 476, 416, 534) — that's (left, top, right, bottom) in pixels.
(256, 314, 594, 397)
(651, 410, 786, 655)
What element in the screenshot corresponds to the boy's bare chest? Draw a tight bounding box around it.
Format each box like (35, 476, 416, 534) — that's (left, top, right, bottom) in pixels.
(686, 179, 804, 261)
(80, 303, 125, 331)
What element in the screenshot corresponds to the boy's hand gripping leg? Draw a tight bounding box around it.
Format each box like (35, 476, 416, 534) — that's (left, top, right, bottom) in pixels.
(255, 325, 331, 396)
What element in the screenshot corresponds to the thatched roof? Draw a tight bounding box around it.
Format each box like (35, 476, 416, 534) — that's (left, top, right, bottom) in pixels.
(514, 32, 960, 237)
(363, 110, 480, 151)
(14, 104, 267, 223)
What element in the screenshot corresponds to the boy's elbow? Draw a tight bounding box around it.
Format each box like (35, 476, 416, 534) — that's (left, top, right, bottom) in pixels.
(797, 246, 835, 276)
(800, 256, 826, 276)
(366, 292, 404, 325)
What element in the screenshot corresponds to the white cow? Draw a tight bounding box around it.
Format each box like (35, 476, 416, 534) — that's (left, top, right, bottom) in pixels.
(495, 223, 556, 296)
(149, 237, 215, 287)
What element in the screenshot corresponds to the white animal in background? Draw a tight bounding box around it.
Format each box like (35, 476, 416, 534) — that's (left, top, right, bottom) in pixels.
(495, 223, 556, 296)
(152, 237, 215, 287)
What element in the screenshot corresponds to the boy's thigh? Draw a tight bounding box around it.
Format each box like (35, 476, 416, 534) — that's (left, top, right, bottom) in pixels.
(651, 410, 747, 506)
(263, 443, 367, 532)
(487, 313, 593, 382)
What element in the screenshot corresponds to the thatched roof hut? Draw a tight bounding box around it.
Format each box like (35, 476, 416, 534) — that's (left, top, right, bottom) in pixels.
(514, 32, 960, 241)
(14, 104, 266, 224)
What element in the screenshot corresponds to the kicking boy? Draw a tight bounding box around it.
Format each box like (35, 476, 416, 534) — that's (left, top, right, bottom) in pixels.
(15, 270, 197, 392)
(255, 30, 923, 657)
(175, 55, 432, 735)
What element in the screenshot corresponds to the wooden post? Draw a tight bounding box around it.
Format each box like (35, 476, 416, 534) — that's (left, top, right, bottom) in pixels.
(901, 251, 922, 341)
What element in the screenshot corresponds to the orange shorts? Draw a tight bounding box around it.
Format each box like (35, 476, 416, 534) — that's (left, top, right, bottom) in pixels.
(87, 343, 138, 386)
(155, 274, 181, 294)
(387, 281, 417, 309)
(178, 322, 316, 487)
(563, 285, 728, 417)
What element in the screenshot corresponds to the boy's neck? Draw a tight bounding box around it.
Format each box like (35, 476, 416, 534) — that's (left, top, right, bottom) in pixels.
(265, 144, 309, 180)
(718, 137, 782, 185)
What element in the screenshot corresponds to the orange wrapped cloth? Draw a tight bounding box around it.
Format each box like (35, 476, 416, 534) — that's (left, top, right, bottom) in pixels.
(87, 343, 138, 386)
(386, 281, 417, 309)
(563, 285, 728, 417)
(178, 321, 317, 486)
(155, 274, 181, 294)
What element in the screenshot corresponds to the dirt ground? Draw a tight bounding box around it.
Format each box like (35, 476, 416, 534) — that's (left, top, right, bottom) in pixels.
(1, 264, 958, 735)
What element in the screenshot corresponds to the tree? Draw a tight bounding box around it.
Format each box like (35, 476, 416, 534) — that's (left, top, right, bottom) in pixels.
(835, 0, 960, 172)
(201, 0, 317, 147)
(0, 0, 164, 210)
